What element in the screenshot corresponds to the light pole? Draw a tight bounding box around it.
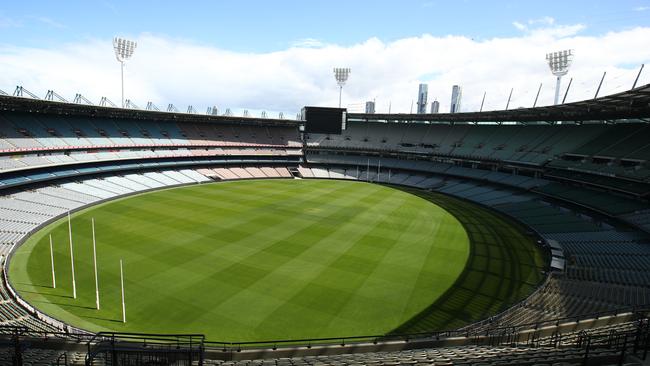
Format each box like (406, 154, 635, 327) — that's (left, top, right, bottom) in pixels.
(113, 37, 137, 108)
(546, 50, 573, 105)
(333, 68, 351, 108)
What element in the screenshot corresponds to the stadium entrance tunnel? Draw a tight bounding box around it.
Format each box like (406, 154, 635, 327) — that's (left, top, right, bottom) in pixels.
(8, 179, 547, 342)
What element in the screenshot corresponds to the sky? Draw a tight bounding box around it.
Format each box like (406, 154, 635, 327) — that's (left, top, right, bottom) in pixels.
(1, 0, 650, 116)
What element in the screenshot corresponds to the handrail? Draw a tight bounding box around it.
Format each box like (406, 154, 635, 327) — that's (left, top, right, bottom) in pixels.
(56, 352, 67, 366)
(76, 317, 650, 365)
(198, 305, 649, 351)
(85, 332, 204, 366)
(0, 303, 647, 352)
(87, 331, 204, 346)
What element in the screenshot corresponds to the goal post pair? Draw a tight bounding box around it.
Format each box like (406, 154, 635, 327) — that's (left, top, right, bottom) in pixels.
(49, 214, 126, 323)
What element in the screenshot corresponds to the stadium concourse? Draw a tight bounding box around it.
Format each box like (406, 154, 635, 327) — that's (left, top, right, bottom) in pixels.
(0, 84, 649, 365)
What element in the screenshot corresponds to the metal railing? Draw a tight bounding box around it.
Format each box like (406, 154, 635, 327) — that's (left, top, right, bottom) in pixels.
(85, 332, 205, 366)
(198, 306, 650, 353)
(0, 308, 647, 365)
(0, 305, 646, 352)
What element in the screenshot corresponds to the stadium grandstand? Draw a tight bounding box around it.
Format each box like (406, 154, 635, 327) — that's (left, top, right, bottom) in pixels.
(0, 79, 649, 365)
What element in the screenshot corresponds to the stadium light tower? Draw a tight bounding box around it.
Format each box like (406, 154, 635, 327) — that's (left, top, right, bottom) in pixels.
(333, 68, 351, 108)
(546, 50, 574, 105)
(113, 37, 137, 108)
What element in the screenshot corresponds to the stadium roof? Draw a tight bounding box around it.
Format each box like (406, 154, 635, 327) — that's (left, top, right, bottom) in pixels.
(0, 94, 297, 127)
(1, 83, 649, 126)
(348, 83, 650, 124)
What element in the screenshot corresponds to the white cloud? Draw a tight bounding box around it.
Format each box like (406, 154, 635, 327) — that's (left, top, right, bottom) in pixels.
(0, 15, 66, 30)
(512, 21, 527, 31)
(635, 6, 650, 11)
(30, 16, 67, 29)
(291, 38, 325, 48)
(513, 16, 583, 38)
(529, 23, 586, 38)
(1, 25, 649, 117)
(528, 16, 555, 26)
(0, 15, 21, 28)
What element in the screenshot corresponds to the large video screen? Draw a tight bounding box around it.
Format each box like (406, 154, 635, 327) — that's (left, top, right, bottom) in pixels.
(303, 107, 346, 134)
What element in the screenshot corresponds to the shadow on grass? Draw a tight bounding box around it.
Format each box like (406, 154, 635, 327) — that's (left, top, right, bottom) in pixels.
(18, 289, 73, 300)
(13, 282, 53, 289)
(82, 315, 124, 324)
(387, 187, 547, 335)
(34, 300, 97, 311)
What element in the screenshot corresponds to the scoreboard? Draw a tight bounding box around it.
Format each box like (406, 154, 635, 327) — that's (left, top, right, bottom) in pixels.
(301, 106, 346, 134)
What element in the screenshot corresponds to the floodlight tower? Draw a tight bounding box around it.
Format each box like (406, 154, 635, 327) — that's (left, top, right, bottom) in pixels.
(546, 50, 574, 105)
(333, 68, 351, 108)
(113, 37, 137, 108)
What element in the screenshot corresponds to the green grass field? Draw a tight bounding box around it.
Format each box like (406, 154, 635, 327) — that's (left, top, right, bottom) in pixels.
(9, 179, 545, 342)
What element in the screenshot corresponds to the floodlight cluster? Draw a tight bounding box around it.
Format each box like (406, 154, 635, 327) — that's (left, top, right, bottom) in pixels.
(546, 50, 574, 77)
(113, 37, 137, 62)
(334, 68, 351, 86)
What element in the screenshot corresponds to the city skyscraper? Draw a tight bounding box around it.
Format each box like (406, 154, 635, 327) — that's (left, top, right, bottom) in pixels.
(450, 85, 462, 113)
(417, 84, 428, 114)
(365, 101, 375, 114)
(430, 100, 440, 113)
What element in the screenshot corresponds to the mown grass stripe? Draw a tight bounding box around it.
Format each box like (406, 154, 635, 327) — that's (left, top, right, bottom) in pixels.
(10, 179, 544, 342)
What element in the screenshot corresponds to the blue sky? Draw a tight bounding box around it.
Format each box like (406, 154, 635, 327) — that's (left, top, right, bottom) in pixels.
(2, 0, 649, 51)
(1, 1, 650, 115)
